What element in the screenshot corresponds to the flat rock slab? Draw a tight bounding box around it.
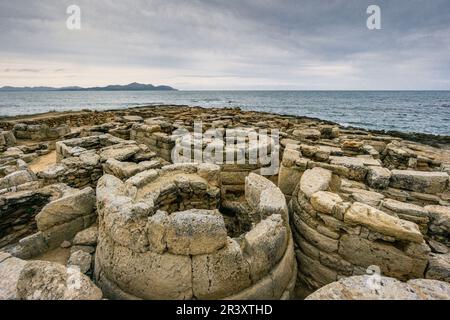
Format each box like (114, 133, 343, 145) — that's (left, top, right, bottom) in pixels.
(390, 170, 449, 194)
(306, 275, 450, 300)
(344, 202, 423, 243)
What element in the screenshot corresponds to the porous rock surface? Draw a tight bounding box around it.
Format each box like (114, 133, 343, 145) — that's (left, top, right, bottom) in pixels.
(306, 275, 450, 300)
(1, 105, 449, 300)
(94, 166, 296, 300)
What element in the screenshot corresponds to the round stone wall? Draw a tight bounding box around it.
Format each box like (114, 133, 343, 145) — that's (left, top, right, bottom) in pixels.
(94, 164, 296, 300)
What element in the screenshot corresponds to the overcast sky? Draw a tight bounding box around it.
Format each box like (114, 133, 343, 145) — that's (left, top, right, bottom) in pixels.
(0, 0, 449, 90)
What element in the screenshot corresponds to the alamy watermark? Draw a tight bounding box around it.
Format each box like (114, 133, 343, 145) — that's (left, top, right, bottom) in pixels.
(66, 5, 81, 30)
(170, 122, 280, 175)
(367, 5, 381, 30)
(66, 5, 380, 31)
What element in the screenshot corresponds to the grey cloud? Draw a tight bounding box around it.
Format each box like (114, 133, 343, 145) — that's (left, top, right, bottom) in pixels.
(0, 0, 449, 89)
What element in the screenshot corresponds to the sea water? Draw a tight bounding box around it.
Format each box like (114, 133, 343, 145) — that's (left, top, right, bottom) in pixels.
(0, 90, 449, 135)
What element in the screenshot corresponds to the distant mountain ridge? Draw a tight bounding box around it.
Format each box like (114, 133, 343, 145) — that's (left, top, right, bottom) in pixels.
(0, 82, 177, 92)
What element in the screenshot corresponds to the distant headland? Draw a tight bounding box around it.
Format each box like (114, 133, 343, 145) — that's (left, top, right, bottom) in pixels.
(0, 82, 178, 92)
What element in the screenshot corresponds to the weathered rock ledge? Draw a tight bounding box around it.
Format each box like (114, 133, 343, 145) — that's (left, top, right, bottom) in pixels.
(0, 105, 449, 300)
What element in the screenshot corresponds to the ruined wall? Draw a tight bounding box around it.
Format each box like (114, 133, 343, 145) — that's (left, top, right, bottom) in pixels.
(0, 184, 97, 259)
(0, 111, 116, 131)
(291, 168, 429, 294)
(130, 119, 175, 162)
(13, 123, 70, 141)
(39, 134, 166, 188)
(94, 166, 296, 300)
(279, 141, 449, 296)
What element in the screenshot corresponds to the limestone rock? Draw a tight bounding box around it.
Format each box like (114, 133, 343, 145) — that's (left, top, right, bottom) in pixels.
(383, 199, 428, 218)
(390, 170, 449, 194)
(79, 152, 100, 166)
(428, 239, 449, 254)
(293, 128, 321, 141)
(73, 226, 98, 246)
(426, 253, 450, 282)
(339, 235, 427, 280)
(245, 173, 278, 209)
(329, 156, 368, 181)
(243, 215, 288, 282)
(192, 238, 252, 299)
(306, 275, 450, 300)
(0, 170, 36, 189)
(104, 159, 142, 179)
(310, 191, 343, 215)
(36, 187, 96, 231)
(425, 205, 450, 246)
(278, 164, 303, 196)
(367, 166, 391, 189)
(97, 240, 193, 300)
(123, 115, 144, 122)
(17, 260, 102, 300)
(258, 186, 289, 223)
(0, 254, 27, 300)
(99, 144, 141, 162)
(294, 218, 339, 253)
(60, 240, 71, 248)
(165, 209, 227, 255)
(68, 250, 92, 274)
(349, 189, 384, 207)
(299, 167, 332, 198)
(38, 163, 67, 179)
(344, 202, 423, 243)
(126, 169, 159, 187)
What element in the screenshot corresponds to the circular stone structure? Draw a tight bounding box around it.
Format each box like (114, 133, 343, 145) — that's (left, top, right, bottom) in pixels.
(172, 127, 277, 164)
(94, 163, 296, 300)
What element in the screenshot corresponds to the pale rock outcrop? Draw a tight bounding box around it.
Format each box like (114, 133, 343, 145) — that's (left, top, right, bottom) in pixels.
(73, 226, 98, 246)
(36, 187, 95, 231)
(68, 250, 93, 274)
(95, 166, 295, 300)
(0, 253, 27, 300)
(426, 253, 450, 282)
(344, 202, 423, 243)
(390, 170, 449, 194)
(306, 276, 450, 300)
(299, 167, 332, 198)
(35, 187, 96, 248)
(0, 254, 101, 300)
(366, 166, 391, 189)
(425, 205, 450, 246)
(17, 260, 102, 300)
(0, 169, 36, 189)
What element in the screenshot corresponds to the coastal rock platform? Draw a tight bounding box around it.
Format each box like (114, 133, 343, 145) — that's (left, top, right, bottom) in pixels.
(0, 105, 449, 300)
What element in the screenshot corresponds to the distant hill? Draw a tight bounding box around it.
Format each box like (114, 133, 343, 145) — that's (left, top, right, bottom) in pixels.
(0, 82, 178, 92)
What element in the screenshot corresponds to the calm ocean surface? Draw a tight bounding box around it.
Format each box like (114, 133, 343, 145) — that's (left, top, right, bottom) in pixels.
(0, 91, 449, 135)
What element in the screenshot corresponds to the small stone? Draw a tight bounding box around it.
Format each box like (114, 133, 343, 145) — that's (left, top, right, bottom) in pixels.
(426, 253, 450, 282)
(67, 250, 92, 274)
(70, 245, 95, 255)
(428, 239, 449, 254)
(310, 191, 343, 214)
(306, 275, 450, 300)
(299, 167, 332, 198)
(60, 241, 71, 248)
(73, 227, 98, 246)
(367, 166, 391, 189)
(17, 260, 101, 300)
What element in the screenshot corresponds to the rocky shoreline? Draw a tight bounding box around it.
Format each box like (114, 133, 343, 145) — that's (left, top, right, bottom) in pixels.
(0, 105, 449, 300)
(2, 105, 449, 148)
